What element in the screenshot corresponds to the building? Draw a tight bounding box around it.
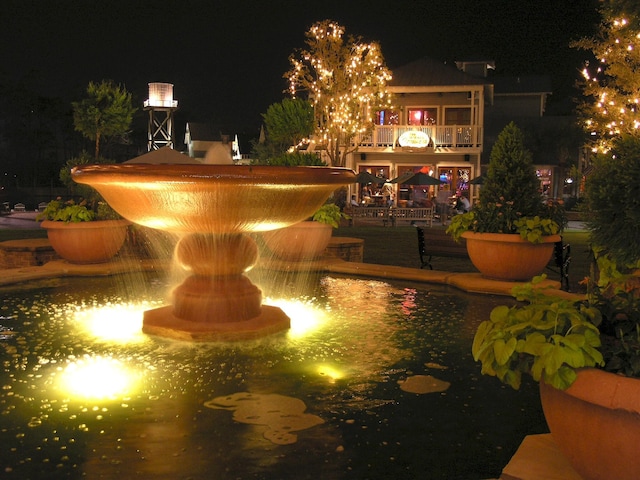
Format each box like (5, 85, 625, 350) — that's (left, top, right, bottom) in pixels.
(343, 56, 492, 207)
(337, 56, 574, 206)
(184, 123, 232, 161)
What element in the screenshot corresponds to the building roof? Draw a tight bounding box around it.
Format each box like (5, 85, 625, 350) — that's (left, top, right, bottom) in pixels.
(491, 75, 552, 95)
(185, 122, 230, 142)
(389, 56, 489, 88)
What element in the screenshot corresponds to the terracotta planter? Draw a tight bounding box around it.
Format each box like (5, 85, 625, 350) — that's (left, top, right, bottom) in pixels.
(262, 221, 333, 261)
(42, 219, 130, 264)
(540, 368, 640, 480)
(461, 231, 560, 281)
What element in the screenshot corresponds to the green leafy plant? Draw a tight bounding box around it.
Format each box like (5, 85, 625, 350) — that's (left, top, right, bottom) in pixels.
(473, 256, 640, 390)
(312, 203, 349, 228)
(472, 275, 604, 390)
(36, 198, 119, 223)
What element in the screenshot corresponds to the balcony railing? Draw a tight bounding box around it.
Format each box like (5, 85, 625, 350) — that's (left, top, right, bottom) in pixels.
(355, 125, 483, 150)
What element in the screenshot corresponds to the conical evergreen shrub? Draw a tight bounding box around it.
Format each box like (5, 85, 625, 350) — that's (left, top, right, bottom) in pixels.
(480, 122, 542, 217)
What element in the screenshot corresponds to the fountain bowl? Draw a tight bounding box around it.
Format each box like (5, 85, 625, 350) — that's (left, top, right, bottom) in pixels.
(71, 164, 355, 341)
(71, 164, 355, 235)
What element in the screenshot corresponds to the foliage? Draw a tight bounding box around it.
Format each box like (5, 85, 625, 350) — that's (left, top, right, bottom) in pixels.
(72, 80, 136, 159)
(572, 0, 640, 152)
(482, 122, 542, 214)
(252, 98, 315, 162)
(53, 150, 121, 221)
(447, 123, 565, 242)
(59, 151, 111, 199)
(285, 20, 393, 167)
(36, 197, 120, 223)
(514, 216, 562, 243)
(474, 252, 640, 391)
(583, 134, 640, 265)
(253, 152, 326, 166)
(472, 276, 604, 390)
(591, 252, 640, 377)
(312, 203, 349, 228)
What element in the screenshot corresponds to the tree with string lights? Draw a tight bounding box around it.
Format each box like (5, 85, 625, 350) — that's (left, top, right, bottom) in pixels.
(573, 0, 640, 152)
(285, 20, 393, 167)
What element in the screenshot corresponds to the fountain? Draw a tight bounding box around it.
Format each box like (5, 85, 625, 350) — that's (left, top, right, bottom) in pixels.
(0, 150, 560, 478)
(71, 149, 355, 341)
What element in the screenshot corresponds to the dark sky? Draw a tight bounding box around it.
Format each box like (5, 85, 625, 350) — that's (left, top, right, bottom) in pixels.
(1, 0, 600, 134)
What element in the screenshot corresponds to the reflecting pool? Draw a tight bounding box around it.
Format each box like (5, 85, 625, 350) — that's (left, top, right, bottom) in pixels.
(0, 270, 548, 479)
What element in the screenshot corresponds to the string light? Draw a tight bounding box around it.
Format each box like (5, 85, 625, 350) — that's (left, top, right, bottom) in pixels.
(285, 20, 394, 166)
(576, 11, 640, 151)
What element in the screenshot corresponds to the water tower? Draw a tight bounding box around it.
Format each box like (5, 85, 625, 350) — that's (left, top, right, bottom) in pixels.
(144, 82, 178, 151)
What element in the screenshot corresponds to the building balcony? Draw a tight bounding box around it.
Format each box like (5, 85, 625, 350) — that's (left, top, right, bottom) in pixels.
(355, 125, 483, 153)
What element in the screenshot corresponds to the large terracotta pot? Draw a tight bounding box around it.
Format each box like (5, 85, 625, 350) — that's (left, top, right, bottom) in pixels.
(461, 231, 560, 281)
(539, 368, 640, 480)
(262, 221, 333, 261)
(42, 219, 130, 264)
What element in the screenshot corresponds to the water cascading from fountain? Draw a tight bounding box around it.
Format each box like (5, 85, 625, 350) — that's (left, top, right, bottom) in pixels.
(71, 147, 355, 341)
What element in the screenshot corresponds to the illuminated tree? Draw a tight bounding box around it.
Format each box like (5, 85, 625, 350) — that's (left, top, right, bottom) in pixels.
(573, 0, 640, 152)
(72, 80, 136, 159)
(285, 20, 393, 166)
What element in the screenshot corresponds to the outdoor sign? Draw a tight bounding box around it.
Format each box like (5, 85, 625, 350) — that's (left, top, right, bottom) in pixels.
(398, 130, 430, 149)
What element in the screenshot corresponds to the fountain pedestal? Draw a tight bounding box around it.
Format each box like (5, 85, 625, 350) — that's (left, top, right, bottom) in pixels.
(142, 232, 290, 341)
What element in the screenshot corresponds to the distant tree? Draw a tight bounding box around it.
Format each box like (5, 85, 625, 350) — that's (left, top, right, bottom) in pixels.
(285, 20, 393, 166)
(264, 98, 315, 151)
(252, 98, 315, 162)
(573, 0, 640, 152)
(72, 80, 136, 159)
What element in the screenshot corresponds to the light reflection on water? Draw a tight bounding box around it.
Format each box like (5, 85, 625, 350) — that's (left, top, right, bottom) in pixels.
(0, 271, 547, 479)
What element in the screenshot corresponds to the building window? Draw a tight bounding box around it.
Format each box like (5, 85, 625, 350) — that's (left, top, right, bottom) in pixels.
(407, 108, 437, 126)
(375, 110, 399, 125)
(444, 108, 471, 125)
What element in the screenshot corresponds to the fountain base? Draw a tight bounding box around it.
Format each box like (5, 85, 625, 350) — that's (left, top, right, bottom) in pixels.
(142, 304, 290, 342)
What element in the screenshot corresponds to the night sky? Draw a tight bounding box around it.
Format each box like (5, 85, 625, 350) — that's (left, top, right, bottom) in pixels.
(1, 0, 600, 135)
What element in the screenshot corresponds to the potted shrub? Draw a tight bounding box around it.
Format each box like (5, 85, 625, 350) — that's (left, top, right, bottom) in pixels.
(447, 122, 565, 281)
(37, 152, 130, 264)
(472, 134, 640, 480)
(37, 197, 129, 264)
(262, 203, 349, 261)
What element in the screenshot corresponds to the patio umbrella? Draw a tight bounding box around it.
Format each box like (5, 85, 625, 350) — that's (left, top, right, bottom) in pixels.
(469, 175, 485, 185)
(390, 171, 443, 185)
(355, 171, 384, 184)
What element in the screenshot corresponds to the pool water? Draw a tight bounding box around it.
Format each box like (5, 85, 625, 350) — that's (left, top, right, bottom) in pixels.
(0, 270, 548, 479)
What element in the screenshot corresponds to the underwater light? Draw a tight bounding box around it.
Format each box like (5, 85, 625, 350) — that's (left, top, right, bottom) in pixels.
(74, 303, 150, 343)
(316, 364, 345, 383)
(59, 356, 140, 400)
(266, 298, 329, 338)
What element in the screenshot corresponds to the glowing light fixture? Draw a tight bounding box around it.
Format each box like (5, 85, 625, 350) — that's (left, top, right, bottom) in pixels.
(316, 364, 345, 383)
(59, 356, 140, 400)
(73, 303, 150, 343)
(266, 298, 329, 338)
